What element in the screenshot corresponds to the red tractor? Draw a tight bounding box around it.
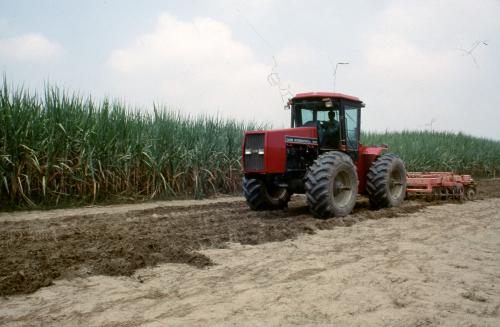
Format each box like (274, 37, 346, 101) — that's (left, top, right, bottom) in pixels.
(242, 92, 407, 218)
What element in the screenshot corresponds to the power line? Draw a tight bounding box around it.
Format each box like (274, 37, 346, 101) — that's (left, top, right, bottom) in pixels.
(456, 40, 488, 68)
(235, 8, 293, 103)
(235, 8, 275, 51)
(333, 62, 349, 92)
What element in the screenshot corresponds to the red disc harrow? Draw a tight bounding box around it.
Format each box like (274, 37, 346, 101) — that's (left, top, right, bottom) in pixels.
(406, 172, 476, 201)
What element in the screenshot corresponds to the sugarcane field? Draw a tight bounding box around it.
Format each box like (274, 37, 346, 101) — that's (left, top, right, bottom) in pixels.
(1, 1, 500, 326)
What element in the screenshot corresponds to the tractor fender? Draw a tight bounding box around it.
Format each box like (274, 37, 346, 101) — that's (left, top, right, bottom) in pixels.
(356, 145, 388, 194)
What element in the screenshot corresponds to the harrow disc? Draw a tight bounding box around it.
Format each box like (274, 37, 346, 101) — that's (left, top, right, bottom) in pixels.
(465, 187, 477, 201)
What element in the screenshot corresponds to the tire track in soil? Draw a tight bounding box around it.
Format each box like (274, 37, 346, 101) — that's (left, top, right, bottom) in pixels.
(1, 179, 499, 296)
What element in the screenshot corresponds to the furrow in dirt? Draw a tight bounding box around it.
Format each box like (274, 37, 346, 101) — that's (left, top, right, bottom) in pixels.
(0, 179, 499, 296)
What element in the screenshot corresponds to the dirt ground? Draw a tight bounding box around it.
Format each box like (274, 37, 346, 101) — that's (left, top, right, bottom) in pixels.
(1, 180, 499, 326)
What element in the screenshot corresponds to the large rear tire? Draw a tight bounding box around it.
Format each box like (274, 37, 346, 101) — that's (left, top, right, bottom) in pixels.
(305, 151, 358, 218)
(366, 153, 407, 209)
(243, 178, 290, 210)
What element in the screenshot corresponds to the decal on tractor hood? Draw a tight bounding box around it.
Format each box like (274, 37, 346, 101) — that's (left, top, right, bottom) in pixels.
(285, 136, 318, 145)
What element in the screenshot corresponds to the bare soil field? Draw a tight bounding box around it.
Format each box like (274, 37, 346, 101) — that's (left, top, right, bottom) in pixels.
(1, 179, 500, 326)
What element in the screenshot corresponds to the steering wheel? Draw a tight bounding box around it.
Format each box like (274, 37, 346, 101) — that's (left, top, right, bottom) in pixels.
(302, 121, 317, 127)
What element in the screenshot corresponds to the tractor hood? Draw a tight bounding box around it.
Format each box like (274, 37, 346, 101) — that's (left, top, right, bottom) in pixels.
(243, 127, 318, 173)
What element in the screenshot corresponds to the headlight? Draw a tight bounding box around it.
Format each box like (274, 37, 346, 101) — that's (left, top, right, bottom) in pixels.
(245, 149, 252, 155)
(258, 148, 264, 155)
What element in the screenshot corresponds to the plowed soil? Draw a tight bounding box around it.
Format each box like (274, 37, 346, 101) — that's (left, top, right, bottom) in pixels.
(1, 179, 500, 326)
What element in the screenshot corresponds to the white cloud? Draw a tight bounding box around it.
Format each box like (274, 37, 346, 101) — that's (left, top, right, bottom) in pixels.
(353, 0, 500, 137)
(364, 35, 460, 82)
(107, 13, 287, 124)
(360, 0, 497, 85)
(0, 33, 62, 62)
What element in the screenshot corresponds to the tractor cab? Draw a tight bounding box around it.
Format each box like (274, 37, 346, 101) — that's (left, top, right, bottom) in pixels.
(290, 92, 364, 160)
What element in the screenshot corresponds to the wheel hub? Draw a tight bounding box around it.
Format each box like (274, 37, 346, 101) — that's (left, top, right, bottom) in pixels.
(389, 169, 404, 200)
(331, 171, 352, 207)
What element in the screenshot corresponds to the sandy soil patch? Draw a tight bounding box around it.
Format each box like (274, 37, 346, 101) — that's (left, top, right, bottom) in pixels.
(0, 180, 499, 326)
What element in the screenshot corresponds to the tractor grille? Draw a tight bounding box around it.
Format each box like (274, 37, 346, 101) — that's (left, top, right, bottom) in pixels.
(244, 133, 265, 170)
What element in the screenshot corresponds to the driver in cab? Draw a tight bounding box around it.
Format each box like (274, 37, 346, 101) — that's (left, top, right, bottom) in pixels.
(320, 111, 340, 148)
(326, 111, 339, 130)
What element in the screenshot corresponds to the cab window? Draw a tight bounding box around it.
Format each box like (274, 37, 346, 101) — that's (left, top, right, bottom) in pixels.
(344, 105, 359, 150)
(293, 99, 340, 127)
(301, 109, 314, 126)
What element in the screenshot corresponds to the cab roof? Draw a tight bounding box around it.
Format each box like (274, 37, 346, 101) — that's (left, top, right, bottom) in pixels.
(293, 92, 361, 103)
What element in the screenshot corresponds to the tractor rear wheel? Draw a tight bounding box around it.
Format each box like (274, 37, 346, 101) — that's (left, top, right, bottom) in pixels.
(305, 151, 358, 218)
(366, 153, 407, 209)
(243, 178, 290, 210)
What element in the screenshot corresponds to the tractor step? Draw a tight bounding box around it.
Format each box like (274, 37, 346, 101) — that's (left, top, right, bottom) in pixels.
(406, 172, 476, 201)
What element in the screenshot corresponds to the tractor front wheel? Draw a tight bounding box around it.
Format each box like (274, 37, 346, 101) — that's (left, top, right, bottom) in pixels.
(305, 151, 358, 218)
(243, 178, 290, 210)
(366, 153, 407, 209)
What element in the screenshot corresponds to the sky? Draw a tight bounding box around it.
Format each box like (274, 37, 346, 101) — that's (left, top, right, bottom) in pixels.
(1, 0, 499, 139)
